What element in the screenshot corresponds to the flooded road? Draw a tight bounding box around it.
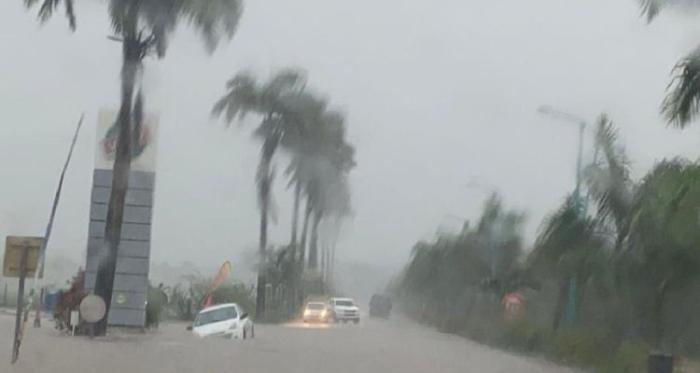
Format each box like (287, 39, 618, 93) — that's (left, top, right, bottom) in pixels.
(0, 313, 575, 373)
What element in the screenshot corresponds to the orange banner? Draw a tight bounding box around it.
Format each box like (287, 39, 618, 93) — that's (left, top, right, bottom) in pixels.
(210, 261, 231, 292)
(202, 261, 231, 308)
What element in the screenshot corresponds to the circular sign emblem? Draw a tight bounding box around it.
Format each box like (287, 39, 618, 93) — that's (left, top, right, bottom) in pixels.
(79, 295, 106, 323)
(115, 293, 127, 305)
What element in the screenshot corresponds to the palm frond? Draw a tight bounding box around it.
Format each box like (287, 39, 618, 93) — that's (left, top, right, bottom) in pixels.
(181, 0, 243, 52)
(24, 0, 76, 30)
(64, 0, 76, 30)
(138, 0, 180, 57)
(531, 196, 603, 277)
(211, 72, 259, 124)
(662, 49, 700, 128)
(639, 0, 664, 22)
(584, 114, 632, 232)
(265, 69, 307, 94)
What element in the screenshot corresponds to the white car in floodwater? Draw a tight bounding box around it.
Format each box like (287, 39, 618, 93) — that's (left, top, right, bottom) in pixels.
(188, 303, 254, 340)
(328, 297, 360, 324)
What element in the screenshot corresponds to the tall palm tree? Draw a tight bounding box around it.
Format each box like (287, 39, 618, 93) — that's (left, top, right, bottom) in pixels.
(584, 114, 633, 251)
(291, 109, 355, 270)
(212, 69, 309, 318)
(320, 175, 351, 281)
(640, 0, 700, 126)
(278, 93, 329, 257)
(25, 0, 243, 335)
(286, 153, 315, 259)
(303, 159, 328, 270)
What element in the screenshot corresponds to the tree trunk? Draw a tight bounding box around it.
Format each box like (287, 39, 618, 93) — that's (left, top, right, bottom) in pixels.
(255, 149, 273, 321)
(552, 279, 568, 331)
(327, 219, 339, 285)
(652, 281, 669, 350)
(290, 180, 301, 252)
(328, 241, 335, 285)
(299, 200, 312, 264)
(574, 274, 586, 324)
(308, 211, 322, 270)
(320, 238, 326, 281)
(93, 29, 140, 336)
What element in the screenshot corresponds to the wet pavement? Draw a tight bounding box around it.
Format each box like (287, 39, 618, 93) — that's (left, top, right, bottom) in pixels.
(0, 312, 577, 373)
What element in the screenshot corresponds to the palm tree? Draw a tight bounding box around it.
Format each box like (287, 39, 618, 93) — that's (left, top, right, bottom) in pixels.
(581, 114, 639, 340)
(301, 157, 330, 270)
(282, 104, 354, 266)
(623, 160, 700, 349)
(287, 158, 303, 247)
(584, 114, 633, 251)
(475, 193, 526, 293)
(278, 93, 329, 258)
(639, 0, 700, 126)
(212, 69, 310, 319)
(296, 110, 355, 270)
(26, 0, 243, 335)
(320, 176, 351, 281)
(531, 197, 607, 330)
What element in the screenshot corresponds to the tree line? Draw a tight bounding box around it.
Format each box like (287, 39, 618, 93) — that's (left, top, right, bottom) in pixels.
(396, 117, 700, 368)
(396, 3, 700, 368)
(211, 70, 355, 319)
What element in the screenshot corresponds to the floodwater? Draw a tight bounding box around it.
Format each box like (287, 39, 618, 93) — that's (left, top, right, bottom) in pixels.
(0, 312, 577, 373)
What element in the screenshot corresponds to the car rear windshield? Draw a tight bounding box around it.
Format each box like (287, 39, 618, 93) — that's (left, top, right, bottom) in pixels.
(335, 300, 354, 306)
(307, 303, 325, 310)
(194, 306, 237, 326)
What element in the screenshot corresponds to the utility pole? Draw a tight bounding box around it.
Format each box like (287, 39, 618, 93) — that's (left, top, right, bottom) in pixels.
(11, 244, 29, 364)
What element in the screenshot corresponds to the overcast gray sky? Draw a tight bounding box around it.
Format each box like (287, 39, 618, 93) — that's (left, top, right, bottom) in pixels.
(2, 0, 700, 274)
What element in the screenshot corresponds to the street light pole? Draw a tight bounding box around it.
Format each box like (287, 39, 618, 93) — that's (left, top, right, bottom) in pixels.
(574, 121, 586, 213)
(537, 105, 588, 326)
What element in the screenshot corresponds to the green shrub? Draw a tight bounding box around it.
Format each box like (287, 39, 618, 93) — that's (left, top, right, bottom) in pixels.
(500, 319, 550, 352)
(550, 327, 611, 367)
(599, 341, 649, 373)
(211, 283, 256, 315)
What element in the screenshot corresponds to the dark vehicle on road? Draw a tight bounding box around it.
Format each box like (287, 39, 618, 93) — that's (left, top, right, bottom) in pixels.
(369, 294, 392, 318)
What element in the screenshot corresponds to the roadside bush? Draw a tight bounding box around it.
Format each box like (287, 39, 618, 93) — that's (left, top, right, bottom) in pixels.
(211, 283, 255, 315)
(599, 340, 649, 373)
(499, 319, 550, 353)
(550, 327, 611, 367)
(166, 285, 195, 320)
(164, 279, 255, 321)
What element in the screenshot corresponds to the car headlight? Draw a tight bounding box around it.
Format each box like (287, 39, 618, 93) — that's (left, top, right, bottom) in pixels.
(229, 322, 238, 330)
(303, 310, 311, 316)
(321, 310, 327, 317)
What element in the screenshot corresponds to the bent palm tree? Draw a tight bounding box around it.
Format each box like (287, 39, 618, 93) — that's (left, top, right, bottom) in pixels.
(584, 114, 633, 250)
(212, 69, 309, 318)
(531, 197, 606, 330)
(623, 160, 700, 348)
(640, 0, 700, 127)
(299, 115, 355, 270)
(27, 0, 243, 334)
(95, 0, 241, 335)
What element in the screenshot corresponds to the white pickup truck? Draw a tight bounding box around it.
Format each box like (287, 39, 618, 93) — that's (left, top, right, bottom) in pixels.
(328, 297, 360, 324)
